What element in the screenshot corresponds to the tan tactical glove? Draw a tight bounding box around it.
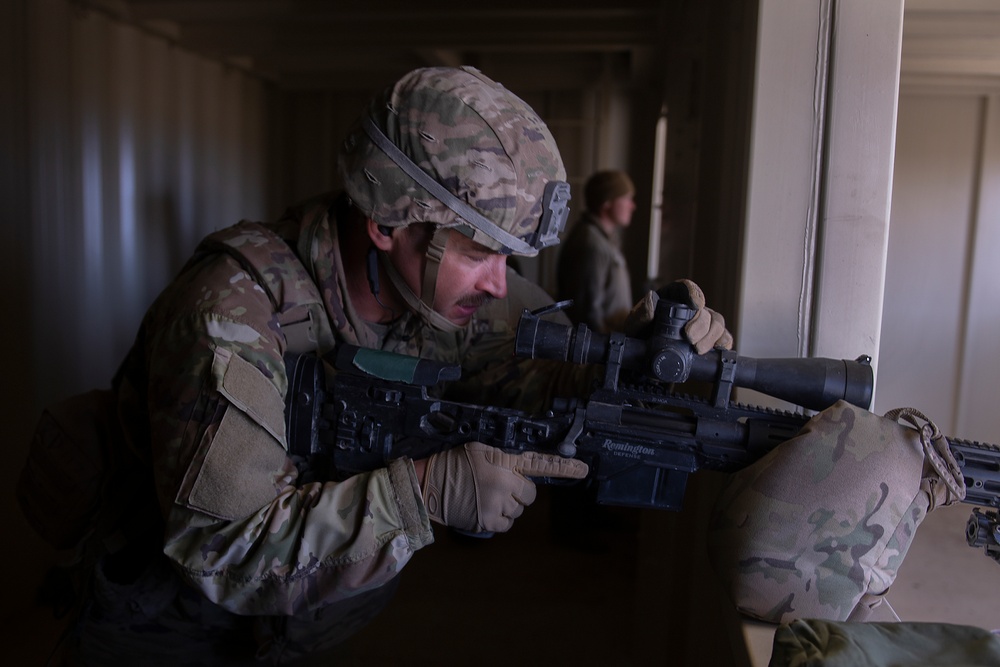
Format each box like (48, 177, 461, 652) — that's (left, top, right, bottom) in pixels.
(421, 442, 589, 535)
(624, 279, 733, 355)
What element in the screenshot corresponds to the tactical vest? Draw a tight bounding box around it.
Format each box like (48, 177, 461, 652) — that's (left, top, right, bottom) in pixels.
(17, 221, 330, 554)
(197, 219, 336, 357)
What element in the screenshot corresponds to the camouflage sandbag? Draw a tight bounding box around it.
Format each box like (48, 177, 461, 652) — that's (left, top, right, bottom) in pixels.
(707, 401, 966, 623)
(769, 619, 1000, 667)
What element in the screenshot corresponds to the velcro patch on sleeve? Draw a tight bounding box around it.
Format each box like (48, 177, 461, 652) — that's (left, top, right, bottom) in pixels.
(182, 349, 290, 520)
(187, 407, 288, 520)
(217, 350, 287, 445)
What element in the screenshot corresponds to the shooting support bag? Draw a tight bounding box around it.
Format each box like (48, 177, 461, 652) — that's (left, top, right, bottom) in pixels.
(707, 401, 966, 624)
(768, 619, 1000, 666)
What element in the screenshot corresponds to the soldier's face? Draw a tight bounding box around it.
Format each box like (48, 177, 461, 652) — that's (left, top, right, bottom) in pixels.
(391, 226, 508, 326)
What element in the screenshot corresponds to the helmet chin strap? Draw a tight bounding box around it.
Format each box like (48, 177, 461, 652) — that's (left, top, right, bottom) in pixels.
(379, 227, 462, 334)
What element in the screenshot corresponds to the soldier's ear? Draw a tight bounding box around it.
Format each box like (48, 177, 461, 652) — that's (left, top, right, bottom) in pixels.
(367, 218, 394, 251)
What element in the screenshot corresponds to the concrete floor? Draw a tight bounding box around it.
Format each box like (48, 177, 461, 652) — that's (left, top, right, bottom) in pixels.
(741, 500, 1000, 666)
(885, 501, 1000, 629)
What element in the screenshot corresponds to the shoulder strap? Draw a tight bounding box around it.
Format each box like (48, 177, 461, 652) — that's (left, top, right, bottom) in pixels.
(197, 221, 326, 355)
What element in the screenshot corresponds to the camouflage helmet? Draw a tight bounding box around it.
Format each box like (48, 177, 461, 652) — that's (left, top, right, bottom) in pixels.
(338, 66, 570, 258)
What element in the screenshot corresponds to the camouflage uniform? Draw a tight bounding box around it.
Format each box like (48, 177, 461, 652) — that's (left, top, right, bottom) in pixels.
(74, 66, 588, 666)
(74, 195, 586, 665)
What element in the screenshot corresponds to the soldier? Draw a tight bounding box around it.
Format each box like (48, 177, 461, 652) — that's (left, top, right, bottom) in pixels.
(68, 66, 729, 665)
(557, 169, 637, 333)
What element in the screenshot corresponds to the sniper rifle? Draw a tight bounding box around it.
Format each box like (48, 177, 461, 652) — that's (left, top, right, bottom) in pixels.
(284, 292, 1000, 562)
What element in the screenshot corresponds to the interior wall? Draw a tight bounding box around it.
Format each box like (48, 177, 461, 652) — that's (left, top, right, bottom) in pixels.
(17, 0, 276, 403)
(876, 91, 1000, 444)
(509, 85, 606, 295)
(1, 0, 276, 624)
(738, 0, 902, 402)
(686, 0, 759, 321)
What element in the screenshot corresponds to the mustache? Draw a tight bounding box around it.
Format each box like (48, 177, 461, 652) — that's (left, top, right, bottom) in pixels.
(456, 292, 496, 310)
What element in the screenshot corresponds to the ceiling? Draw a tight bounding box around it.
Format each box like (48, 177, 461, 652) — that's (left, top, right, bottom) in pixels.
(84, 0, 669, 91)
(83, 0, 1000, 91)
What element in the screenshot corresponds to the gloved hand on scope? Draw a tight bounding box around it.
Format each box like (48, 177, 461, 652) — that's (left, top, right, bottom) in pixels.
(624, 279, 734, 355)
(417, 442, 589, 535)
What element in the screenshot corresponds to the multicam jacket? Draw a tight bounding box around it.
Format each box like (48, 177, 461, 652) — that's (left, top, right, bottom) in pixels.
(113, 192, 586, 630)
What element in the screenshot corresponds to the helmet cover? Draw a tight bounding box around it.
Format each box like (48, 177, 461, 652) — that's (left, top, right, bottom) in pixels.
(338, 66, 568, 257)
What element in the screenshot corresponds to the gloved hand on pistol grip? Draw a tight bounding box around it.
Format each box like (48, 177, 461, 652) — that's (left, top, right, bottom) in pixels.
(624, 279, 734, 355)
(421, 442, 589, 535)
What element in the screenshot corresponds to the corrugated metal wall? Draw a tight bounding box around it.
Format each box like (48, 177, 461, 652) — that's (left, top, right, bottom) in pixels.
(8, 0, 275, 402)
(1, 0, 275, 613)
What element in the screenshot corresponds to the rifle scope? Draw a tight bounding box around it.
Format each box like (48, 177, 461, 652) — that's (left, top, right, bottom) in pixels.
(515, 295, 874, 412)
